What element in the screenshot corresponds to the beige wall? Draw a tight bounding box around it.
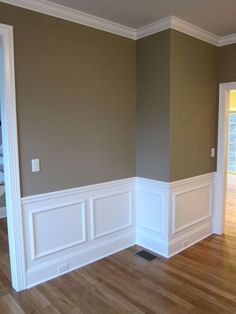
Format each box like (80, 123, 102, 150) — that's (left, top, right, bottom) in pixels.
(218, 44, 236, 83)
(170, 30, 218, 181)
(136, 30, 171, 181)
(0, 3, 136, 196)
(136, 29, 218, 182)
(1, 2, 234, 192)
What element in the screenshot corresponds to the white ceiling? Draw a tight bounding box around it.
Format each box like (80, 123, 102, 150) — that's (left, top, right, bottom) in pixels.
(48, 0, 236, 36)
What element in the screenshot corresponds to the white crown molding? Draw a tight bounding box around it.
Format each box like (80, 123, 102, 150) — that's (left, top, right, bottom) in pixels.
(0, 0, 136, 39)
(136, 16, 171, 40)
(136, 16, 220, 45)
(1, 0, 236, 46)
(218, 33, 236, 47)
(170, 16, 219, 46)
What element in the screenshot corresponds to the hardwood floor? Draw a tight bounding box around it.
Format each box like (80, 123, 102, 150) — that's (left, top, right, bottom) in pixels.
(0, 217, 236, 312)
(226, 174, 236, 236)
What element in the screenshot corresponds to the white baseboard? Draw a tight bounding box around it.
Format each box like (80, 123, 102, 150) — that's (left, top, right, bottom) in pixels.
(26, 228, 135, 288)
(20, 173, 216, 289)
(136, 228, 168, 257)
(168, 221, 213, 257)
(0, 207, 6, 218)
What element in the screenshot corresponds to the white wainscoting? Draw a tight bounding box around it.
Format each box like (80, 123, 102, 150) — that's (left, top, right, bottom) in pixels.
(136, 178, 169, 257)
(168, 173, 214, 257)
(90, 191, 132, 240)
(21, 178, 136, 288)
(20, 173, 215, 289)
(136, 173, 215, 258)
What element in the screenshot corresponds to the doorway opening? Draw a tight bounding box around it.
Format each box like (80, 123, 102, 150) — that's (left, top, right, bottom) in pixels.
(215, 82, 236, 235)
(225, 90, 236, 236)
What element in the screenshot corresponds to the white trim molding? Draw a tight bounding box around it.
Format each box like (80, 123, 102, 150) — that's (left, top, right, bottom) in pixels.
(218, 34, 236, 47)
(22, 177, 136, 288)
(0, 23, 26, 292)
(19, 173, 215, 288)
(215, 82, 236, 234)
(170, 16, 219, 46)
(0, 0, 136, 39)
(136, 16, 219, 45)
(136, 173, 215, 258)
(136, 16, 172, 40)
(1, 0, 236, 46)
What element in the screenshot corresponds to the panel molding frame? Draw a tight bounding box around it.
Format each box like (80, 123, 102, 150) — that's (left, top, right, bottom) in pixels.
(171, 183, 213, 235)
(89, 191, 133, 240)
(28, 199, 86, 261)
(137, 189, 165, 234)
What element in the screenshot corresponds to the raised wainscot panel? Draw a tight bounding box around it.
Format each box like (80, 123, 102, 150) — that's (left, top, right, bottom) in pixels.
(172, 184, 212, 234)
(29, 200, 86, 260)
(90, 191, 132, 239)
(138, 191, 164, 233)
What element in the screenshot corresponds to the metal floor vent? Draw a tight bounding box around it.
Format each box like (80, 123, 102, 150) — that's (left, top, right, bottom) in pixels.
(135, 250, 161, 262)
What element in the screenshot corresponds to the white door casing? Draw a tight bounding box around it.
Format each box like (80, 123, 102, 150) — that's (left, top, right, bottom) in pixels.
(0, 23, 26, 291)
(214, 82, 236, 234)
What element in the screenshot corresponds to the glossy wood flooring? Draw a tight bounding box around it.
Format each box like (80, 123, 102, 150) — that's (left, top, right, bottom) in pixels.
(0, 222, 236, 312)
(226, 174, 236, 236)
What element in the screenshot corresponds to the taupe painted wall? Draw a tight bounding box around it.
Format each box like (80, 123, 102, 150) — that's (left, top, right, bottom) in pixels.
(218, 44, 236, 83)
(170, 30, 218, 181)
(0, 2, 231, 192)
(0, 3, 136, 196)
(136, 30, 171, 181)
(136, 29, 218, 182)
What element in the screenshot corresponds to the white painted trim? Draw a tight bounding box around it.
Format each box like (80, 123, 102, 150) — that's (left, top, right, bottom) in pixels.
(22, 177, 135, 288)
(0, 23, 26, 291)
(168, 227, 213, 258)
(136, 16, 172, 40)
(89, 191, 133, 240)
(170, 16, 219, 46)
(215, 82, 236, 234)
(218, 34, 236, 47)
(19, 173, 215, 287)
(136, 177, 169, 189)
(172, 184, 212, 234)
(26, 228, 135, 289)
(137, 173, 214, 258)
(22, 177, 135, 205)
(0, 0, 136, 39)
(138, 190, 165, 234)
(169, 172, 216, 188)
(137, 16, 219, 45)
(1, 1, 236, 45)
(29, 199, 86, 260)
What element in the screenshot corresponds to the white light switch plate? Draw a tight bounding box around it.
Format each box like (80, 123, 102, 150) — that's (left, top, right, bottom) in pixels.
(211, 147, 215, 158)
(31, 159, 40, 172)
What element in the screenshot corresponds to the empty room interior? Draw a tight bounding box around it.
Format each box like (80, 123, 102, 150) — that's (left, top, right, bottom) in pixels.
(1, 0, 236, 313)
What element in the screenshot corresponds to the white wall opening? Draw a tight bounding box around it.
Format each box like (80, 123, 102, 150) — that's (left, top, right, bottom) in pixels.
(0, 23, 26, 291)
(215, 82, 236, 235)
